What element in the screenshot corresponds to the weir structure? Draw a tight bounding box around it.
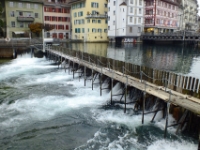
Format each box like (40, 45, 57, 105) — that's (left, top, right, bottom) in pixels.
(46, 45, 200, 148)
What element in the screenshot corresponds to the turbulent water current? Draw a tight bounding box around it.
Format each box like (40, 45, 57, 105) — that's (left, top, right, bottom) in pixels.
(0, 51, 198, 150)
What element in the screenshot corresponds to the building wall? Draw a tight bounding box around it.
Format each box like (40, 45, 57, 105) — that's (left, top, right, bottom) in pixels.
(126, 0, 144, 37)
(71, 0, 108, 42)
(108, 0, 144, 41)
(5, 0, 43, 38)
(180, 0, 198, 30)
(44, 0, 71, 40)
(144, 0, 179, 33)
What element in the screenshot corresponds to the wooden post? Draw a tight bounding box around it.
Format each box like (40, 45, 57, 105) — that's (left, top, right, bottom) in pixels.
(68, 60, 70, 75)
(198, 130, 200, 150)
(92, 69, 94, 90)
(142, 91, 146, 124)
(164, 91, 171, 138)
(142, 82, 146, 124)
(64, 59, 66, 73)
(100, 67, 102, 96)
(111, 71, 113, 105)
(124, 76, 128, 113)
(84, 66, 86, 86)
(73, 61, 75, 79)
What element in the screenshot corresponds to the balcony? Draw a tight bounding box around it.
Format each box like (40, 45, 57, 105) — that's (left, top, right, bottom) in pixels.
(17, 17, 35, 22)
(86, 14, 107, 19)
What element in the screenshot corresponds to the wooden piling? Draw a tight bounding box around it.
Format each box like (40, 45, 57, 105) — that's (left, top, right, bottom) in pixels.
(100, 68, 102, 96)
(84, 66, 86, 86)
(92, 69, 94, 90)
(124, 76, 128, 113)
(142, 91, 146, 124)
(164, 102, 170, 138)
(198, 129, 200, 150)
(111, 77, 113, 105)
(73, 61, 75, 79)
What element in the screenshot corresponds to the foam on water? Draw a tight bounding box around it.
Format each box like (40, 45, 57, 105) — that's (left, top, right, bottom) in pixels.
(147, 139, 197, 150)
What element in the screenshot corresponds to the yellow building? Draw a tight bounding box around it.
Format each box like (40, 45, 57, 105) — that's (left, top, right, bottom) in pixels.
(69, 0, 108, 42)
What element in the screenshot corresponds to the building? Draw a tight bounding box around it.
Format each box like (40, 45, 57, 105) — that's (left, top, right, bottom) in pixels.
(44, 0, 71, 40)
(0, 1, 5, 37)
(108, 0, 144, 43)
(178, 0, 198, 31)
(144, 0, 179, 34)
(4, 0, 43, 38)
(69, 0, 108, 42)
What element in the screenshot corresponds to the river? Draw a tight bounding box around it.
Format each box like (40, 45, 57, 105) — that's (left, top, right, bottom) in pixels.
(0, 43, 199, 150)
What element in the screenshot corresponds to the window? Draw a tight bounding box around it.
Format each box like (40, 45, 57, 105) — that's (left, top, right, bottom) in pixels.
(74, 12, 77, 17)
(92, 19, 96, 23)
(98, 20, 101, 23)
(113, 21, 115, 25)
(91, 2, 98, 8)
(11, 21, 15, 27)
(92, 28, 96, 32)
(113, 1, 116, 6)
(113, 11, 115, 15)
(139, 17, 141, 23)
(34, 4, 38, 9)
(27, 3, 30, 8)
(98, 29, 102, 32)
(105, 4, 107, 7)
(139, 0, 142, 5)
(139, 8, 141, 14)
(130, 7, 133, 13)
(130, 17, 132, 22)
(130, 27, 132, 33)
(19, 12, 23, 16)
(104, 29, 107, 33)
(9, 2, 14, 7)
(130, 0, 133, 4)
(78, 11, 83, 17)
(35, 13, 38, 18)
(82, 28, 85, 33)
(18, 3, 22, 8)
(20, 22, 24, 28)
(138, 27, 141, 33)
(10, 11, 15, 17)
(87, 19, 90, 23)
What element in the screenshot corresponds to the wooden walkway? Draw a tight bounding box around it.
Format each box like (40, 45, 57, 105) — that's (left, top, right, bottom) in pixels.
(47, 48, 200, 115)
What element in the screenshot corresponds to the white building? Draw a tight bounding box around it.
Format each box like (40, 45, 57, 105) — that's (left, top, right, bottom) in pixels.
(108, 0, 144, 43)
(179, 0, 198, 31)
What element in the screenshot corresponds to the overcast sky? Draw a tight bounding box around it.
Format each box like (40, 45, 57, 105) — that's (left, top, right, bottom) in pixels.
(198, 0, 200, 15)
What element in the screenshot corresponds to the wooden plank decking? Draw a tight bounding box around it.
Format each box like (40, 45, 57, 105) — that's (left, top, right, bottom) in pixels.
(48, 49, 200, 115)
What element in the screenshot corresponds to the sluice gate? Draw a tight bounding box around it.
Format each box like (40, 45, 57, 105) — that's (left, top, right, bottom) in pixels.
(46, 46, 200, 148)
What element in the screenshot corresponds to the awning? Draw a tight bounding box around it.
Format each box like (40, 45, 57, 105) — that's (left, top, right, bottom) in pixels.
(12, 31, 25, 34)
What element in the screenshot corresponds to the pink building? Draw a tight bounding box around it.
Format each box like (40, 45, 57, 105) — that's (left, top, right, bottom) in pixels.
(44, 0, 71, 39)
(144, 0, 179, 34)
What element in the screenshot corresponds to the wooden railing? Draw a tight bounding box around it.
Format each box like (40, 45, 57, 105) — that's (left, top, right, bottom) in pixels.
(50, 45, 200, 99)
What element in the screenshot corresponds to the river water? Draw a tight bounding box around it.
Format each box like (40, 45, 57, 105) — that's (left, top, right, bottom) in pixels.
(0, 43, 199, 150)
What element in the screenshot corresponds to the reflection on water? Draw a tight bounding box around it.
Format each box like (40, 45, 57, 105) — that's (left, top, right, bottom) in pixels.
(64, 43, 200, 78)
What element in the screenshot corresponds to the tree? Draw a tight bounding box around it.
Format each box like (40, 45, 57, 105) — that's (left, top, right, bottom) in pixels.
(29, 23, 54, 37)
(0, 2, 5, 37)
(44, 24, 54, 32)
(29, 22, 43, 37)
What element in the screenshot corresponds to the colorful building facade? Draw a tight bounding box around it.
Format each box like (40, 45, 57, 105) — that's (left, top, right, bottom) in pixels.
(44, 0, 71, 39)
(108, 0, 144, 42)
(69, 0, 108, 42)
(144, 0, 179, 34)
(4, 0, 43, 38)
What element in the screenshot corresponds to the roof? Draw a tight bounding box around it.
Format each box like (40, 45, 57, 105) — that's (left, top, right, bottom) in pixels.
(119, 2, 127, 6)
(68, 0, 85, 4)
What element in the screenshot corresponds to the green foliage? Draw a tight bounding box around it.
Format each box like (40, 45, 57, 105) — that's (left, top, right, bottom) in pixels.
(29, 22, 43, 36)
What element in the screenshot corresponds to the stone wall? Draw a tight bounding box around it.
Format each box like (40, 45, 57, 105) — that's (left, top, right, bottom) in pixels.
(0, 48, 13, 58)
